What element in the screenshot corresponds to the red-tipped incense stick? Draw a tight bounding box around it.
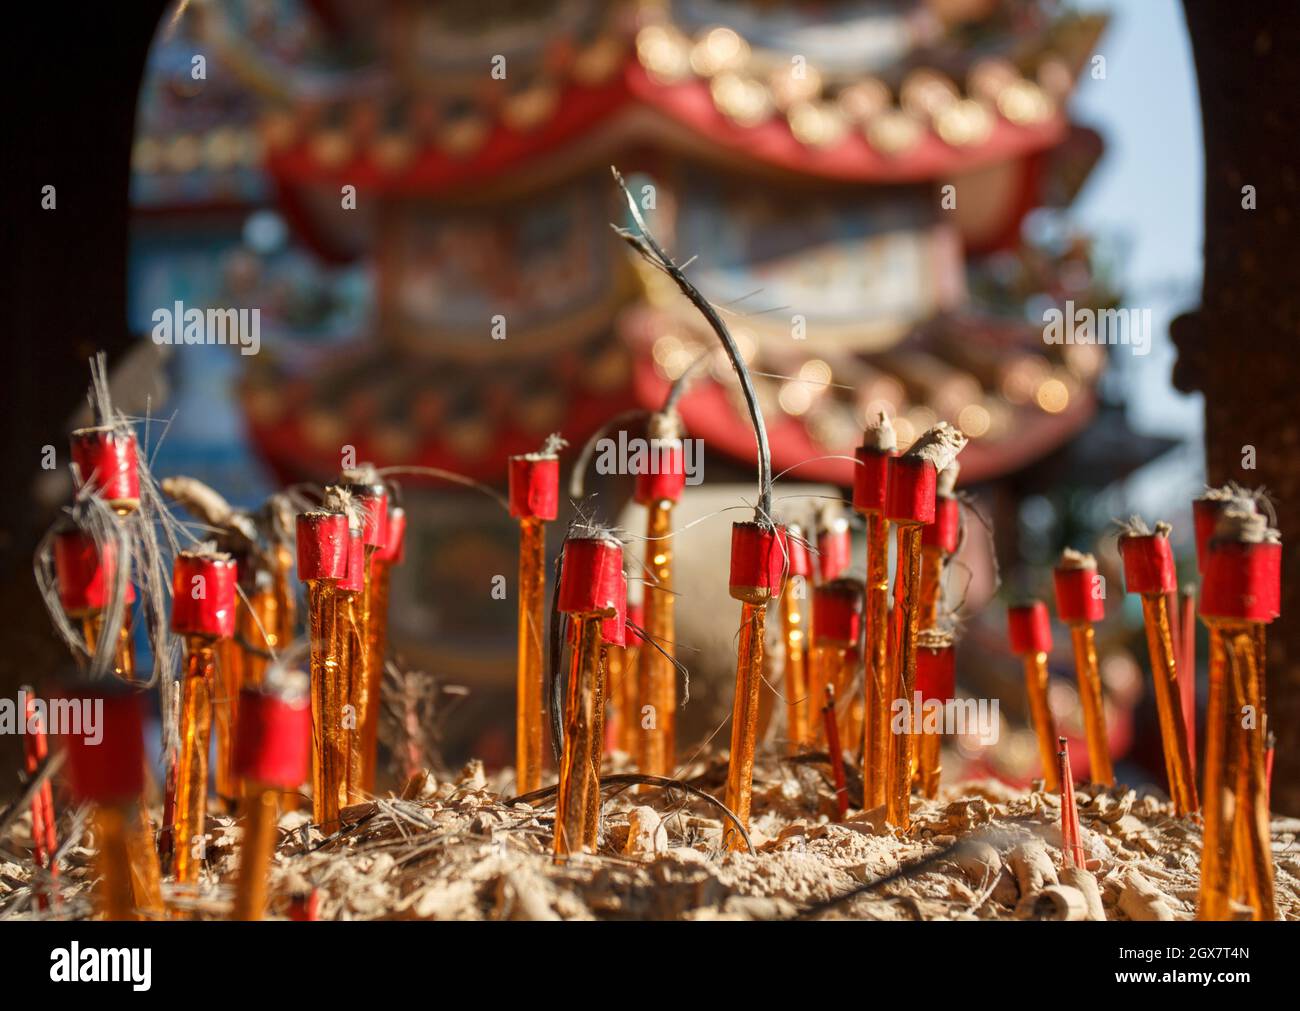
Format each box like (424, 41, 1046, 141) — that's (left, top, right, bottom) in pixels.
(852, 413, 896, 810)
(331, 513, 368, 803)
(1197, 509, 1279, 921)
(1119, 523, 1198, 815)
(340, 473, 388, 799)
(231, 672, 312, 920)
(53, 528, 136, 678)
(634, 412, 687, 782)
(1052, 550, 1114, 786)
(297, 510, 349, 828)
(554, 534, 623, 859)
(885, 424, 966, 829)
(170, 550, 237, 889)
(1058, 738, 1086, 870)
(777, 522, 813, 752)
(722, 521, 787, 850)
(509, 443, 560, 794)
(586, 566, 627, 849)
(62, 687, 161, 920)
(1008, 601, 1061, 792)
(22, 689, 58, 909)
(811, 577, 865, 750)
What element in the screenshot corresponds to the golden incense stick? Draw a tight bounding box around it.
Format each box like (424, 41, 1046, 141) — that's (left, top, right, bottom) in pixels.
(509, 447, 560, 794)
(170, 550, 238, 890)
(1224, 629, 1275, 919)
(585, 568, 626, 848)
(516, 516, 546, 791)
(1119, 525, 1198, 815)
(777, 522, 812, 751)
(722, 602, 766, 850)
(637, 499, 676, 778)
(864, 511, 891, 808)
(722, 521, 784, 851)
(852, 414, 896, 809)
(1198, 624, 1234, 919)
(633, 414, 688, 781)
(554, 535, 622, 860)
(887, 522, 924, 825)
(339, 476, 388, 801)
(884, 426, 967, 829)
(556, 617, 601, 859)
(297, 511, 350, 829)
(1053, 550, 1114, 786)
(173, 639, 216, 887)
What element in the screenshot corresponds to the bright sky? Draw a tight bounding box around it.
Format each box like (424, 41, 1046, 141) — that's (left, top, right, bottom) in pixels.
(1066, 0, 1204, 441)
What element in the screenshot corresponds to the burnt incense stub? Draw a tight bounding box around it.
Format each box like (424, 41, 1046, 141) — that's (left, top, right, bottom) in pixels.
(1119, 529, 1177, 596)
(70, 425, 140, 510)
(296, 511, 350, 581)
(54, 528, 135, 614)
(171, 550, 238, 639)
(558, 536, 623, 615)
(728, 521, 787, 604)
(1008, 601, 1052, 655)
(508, 454, 560, 522)
(1053, 551, 1105, 624)
(62, 687, 146, 805)
(812, 578, 865, 645)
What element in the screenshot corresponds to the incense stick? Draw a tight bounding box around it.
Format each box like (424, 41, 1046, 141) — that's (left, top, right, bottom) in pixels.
(634, 412, 686, 783)
(1053, 550, 1114, 786)
(885, 424, 967, 829)
(823, 685, 849, 821)
(508, 441, 562, 794)
(1118, 522, 1198, 815)
(297, 511, 350, 829)
(776, 523, 812, 752)
(170, 550, 237, 891)
(231, 671, 310, 920)
(1008, 601, 1061, 793)
(553, 534, 623, 860)
(852, 416, 896, 809)
(1197, 506, 1279, 920)
(62, 687, 156, 921)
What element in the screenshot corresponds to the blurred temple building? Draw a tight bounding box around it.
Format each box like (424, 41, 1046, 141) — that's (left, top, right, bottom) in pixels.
(128, 1, 1173, 768)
